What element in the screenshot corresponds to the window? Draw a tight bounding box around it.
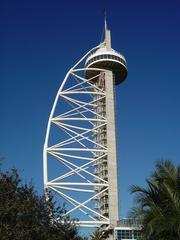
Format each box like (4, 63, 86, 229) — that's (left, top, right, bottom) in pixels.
(115, 229, 142, 240)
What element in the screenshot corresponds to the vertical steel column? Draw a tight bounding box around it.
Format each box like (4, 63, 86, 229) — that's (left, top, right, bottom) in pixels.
(93, 72, 109, 220)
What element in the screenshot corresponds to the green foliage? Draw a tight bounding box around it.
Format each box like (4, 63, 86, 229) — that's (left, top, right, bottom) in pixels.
(129, 160, 180, 240)
(80, 237, 89, 240)
(90, 228, 110, 240)
(0, 168, 83, 240)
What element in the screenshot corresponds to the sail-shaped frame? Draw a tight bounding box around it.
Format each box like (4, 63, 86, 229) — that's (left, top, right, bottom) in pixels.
(43, 45, 111, 227)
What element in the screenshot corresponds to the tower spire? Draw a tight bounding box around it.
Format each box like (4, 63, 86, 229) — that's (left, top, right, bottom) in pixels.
(104, 9, 107, 31)
(104, 11, 111, 49)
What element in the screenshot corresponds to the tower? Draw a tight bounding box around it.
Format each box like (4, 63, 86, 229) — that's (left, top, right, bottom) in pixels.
(43, 19, 127, 235)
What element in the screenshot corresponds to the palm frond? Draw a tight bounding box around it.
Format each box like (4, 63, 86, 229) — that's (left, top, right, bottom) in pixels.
(130, 159, 180, 239)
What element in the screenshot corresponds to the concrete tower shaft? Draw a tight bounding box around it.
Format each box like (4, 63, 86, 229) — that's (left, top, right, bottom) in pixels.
(85, 22, 128, 228)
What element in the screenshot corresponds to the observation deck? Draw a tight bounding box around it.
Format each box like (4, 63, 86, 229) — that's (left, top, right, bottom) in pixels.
(85, 46, 127, 84)
(85, 22, 128, 85)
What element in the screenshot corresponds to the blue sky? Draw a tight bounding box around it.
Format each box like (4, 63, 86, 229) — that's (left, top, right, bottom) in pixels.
(0, 0, 180, 218)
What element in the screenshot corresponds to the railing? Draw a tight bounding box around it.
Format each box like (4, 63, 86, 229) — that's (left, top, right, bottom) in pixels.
(86, 54, 127, 68)
(118, 218, 142, 228)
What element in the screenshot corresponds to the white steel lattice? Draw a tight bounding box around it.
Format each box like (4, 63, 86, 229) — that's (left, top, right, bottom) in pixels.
(43, 46, 112, 227)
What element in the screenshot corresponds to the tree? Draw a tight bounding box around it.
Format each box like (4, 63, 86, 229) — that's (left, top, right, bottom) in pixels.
(90, 228, 109, 240)
(0, 168, 83, 240)
(129, 160, 180, 240)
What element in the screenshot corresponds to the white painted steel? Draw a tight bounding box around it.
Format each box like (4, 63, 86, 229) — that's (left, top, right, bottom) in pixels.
(43, 44, 115, 227)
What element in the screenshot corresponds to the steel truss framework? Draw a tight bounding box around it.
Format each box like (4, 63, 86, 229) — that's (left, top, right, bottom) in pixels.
(43, 45, 112, 227)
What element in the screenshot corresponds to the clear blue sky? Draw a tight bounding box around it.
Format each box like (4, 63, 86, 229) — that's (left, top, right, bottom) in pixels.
(0, 0, 180, 218)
